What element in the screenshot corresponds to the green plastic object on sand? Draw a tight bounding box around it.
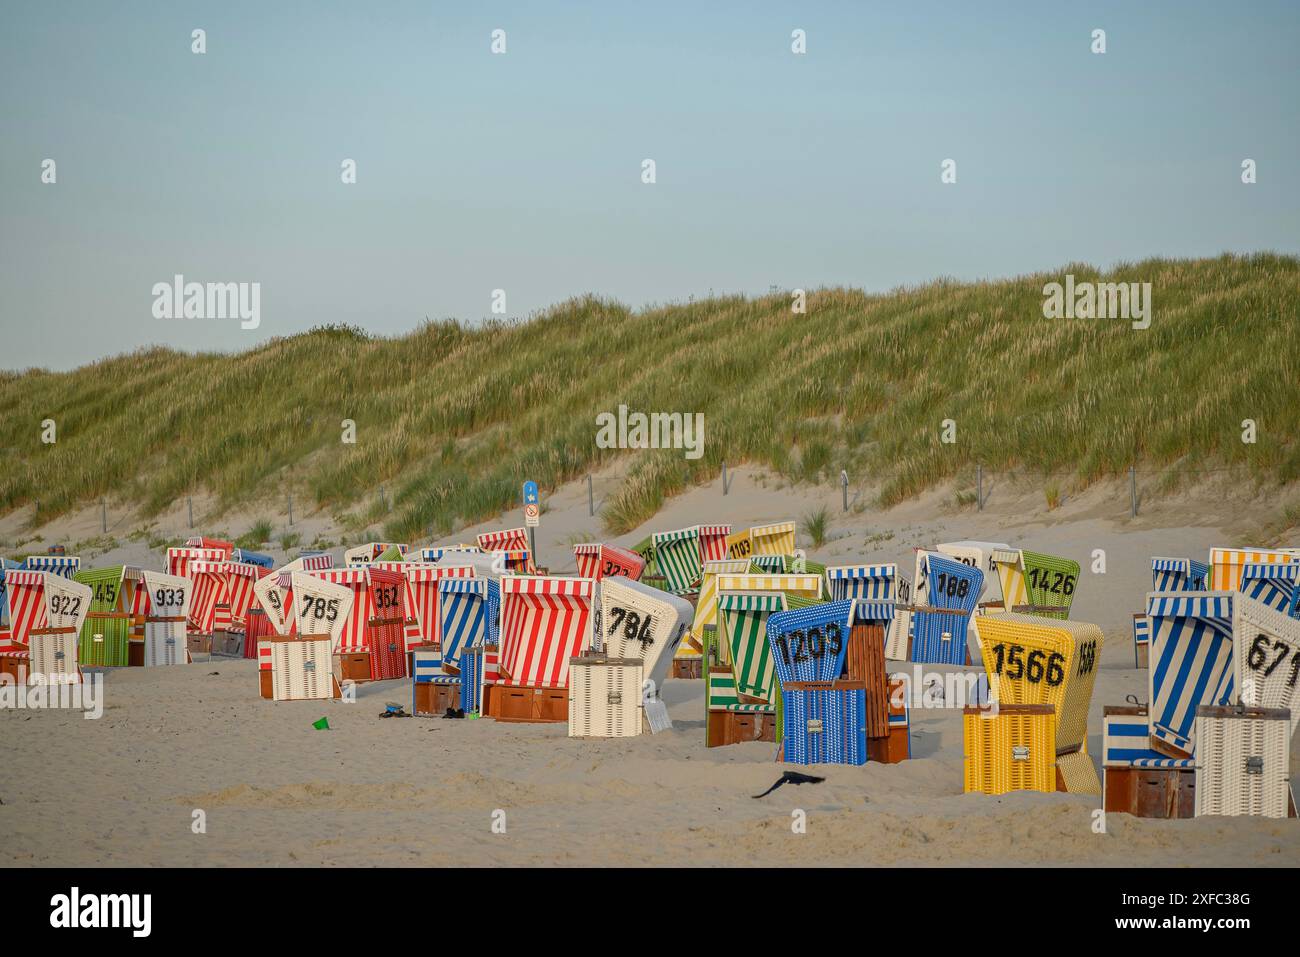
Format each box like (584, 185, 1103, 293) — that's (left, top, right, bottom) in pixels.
(312, 717, 330, 730)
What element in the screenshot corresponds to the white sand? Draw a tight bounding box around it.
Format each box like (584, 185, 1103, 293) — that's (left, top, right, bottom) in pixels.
(2, 468, 1298, 866)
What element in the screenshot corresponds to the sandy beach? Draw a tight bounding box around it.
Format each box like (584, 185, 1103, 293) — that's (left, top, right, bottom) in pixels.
(3, 468, 1298, 867)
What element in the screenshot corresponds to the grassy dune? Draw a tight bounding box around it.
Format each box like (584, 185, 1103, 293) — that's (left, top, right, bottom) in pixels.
(1, 253, 1297, 538)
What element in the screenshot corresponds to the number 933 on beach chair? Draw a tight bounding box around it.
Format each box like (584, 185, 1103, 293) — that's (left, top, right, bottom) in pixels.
(485, 576, 595, 722)
(139, 570, 193, 667)
(1, 568, 92, 684)
(973, 612, 1103, 794)
(989, 548, 1080, 620)
(72, 565, 144, 668)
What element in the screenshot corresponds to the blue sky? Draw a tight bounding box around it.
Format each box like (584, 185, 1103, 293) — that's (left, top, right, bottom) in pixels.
(1, 0, 1296, 370)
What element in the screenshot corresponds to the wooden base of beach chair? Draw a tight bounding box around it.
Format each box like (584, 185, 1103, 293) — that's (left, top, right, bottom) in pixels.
(1134, 645, 1149, 670)
(868, 727, 910, 764)
(671, 658, 702, 679)
(414, 681, 461, 716)
(706, 709, 777, 747)
(0, 654, 27, 685)
(210, 630, 244, 657)
(335, 652, 372, 684)
(489, 684, 569, 723)
(128, 639, 144, 667)
(1103, 766, 1196, 819)
(259, 669, 273, 700)
(186, 633, 212, 656)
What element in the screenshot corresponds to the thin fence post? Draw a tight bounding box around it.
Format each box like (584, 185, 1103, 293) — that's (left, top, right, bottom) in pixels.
(1129, 466, 1137, 517)
(722, 462, 728, 495)
(187, 496, 193, 528)
(101, 500, 107, 534)
(587, 475, 594, 516)
(841, 470, 849, 512)
(288, 495, 293, 527)
(977, 464, 983, 511)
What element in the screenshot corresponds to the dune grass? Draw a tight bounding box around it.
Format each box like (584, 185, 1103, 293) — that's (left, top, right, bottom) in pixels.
(1, 254, 1297, 540)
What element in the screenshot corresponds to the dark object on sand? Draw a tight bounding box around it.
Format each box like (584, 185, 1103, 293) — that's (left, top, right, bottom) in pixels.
(379, 706, 411, 718)
(752, 771, 826, 798)
(442, 708, 465, 719)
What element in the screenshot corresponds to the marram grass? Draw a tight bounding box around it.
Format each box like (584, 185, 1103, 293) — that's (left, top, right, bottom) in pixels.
(1, 254, 1296, 539)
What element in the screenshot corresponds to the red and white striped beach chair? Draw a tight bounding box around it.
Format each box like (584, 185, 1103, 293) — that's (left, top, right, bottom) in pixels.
(476, 528, 535, 574)
(573, 543, 646, 582)
(305, 567, 408, 682)
(1, 569, 92, 684)
(487, 575, 594, 722)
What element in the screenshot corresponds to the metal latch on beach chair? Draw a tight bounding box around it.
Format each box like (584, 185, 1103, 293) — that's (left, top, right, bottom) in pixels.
(1012, 745, 1030, 762)
(1245, 756, 1264, 775)
(304, 660, 316, 671)
(607, 691, 622, 705)
(807, 719, 823, 734)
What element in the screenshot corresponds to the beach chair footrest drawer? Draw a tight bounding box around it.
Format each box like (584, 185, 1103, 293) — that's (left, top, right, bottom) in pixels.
(414, 681, 462, 715)
(334, 652, 372, 683)
(490, 684, 569, 723)
(707, 709, 777, 747)
(1104, 766, 1196, 819)
(671, 658, 702, 679)
(868, 726, 911, 764)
